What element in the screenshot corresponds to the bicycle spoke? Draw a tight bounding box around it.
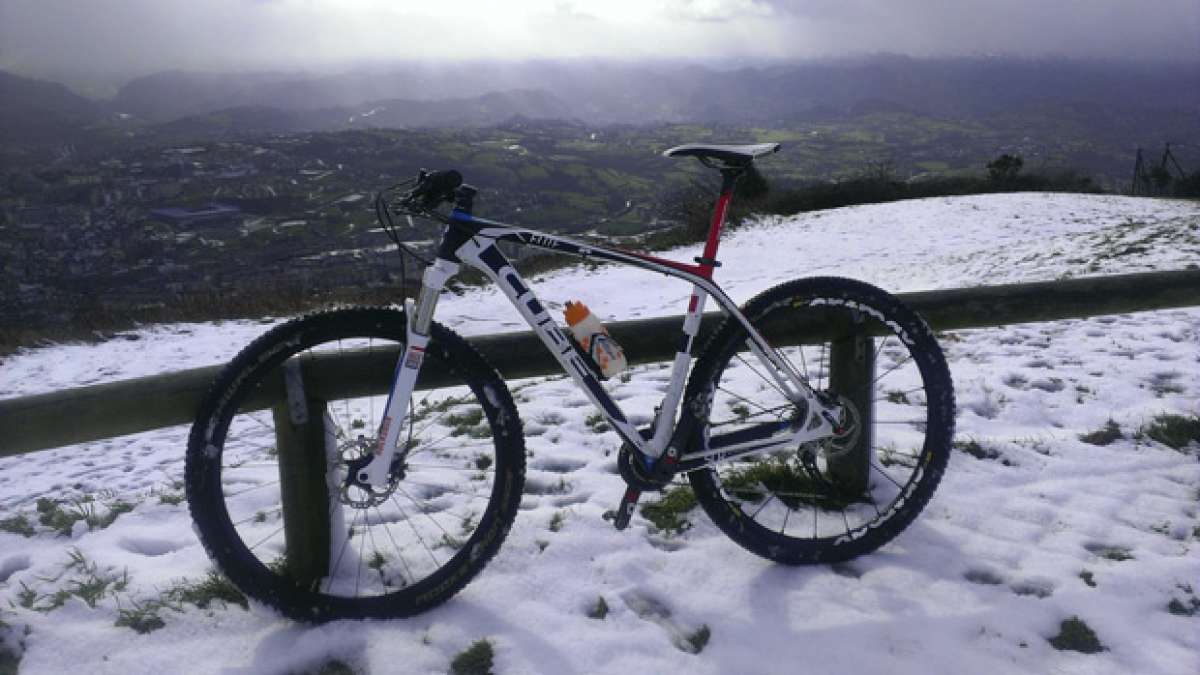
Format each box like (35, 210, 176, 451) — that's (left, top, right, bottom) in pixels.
(401, 480, 490, 500)
(238, 411, 276, 435)
(818, 343, 826, 391)
(355, 507, 367, 596)
(389, 495, 440, 568)
(368, 339, 375, 429)
(748, 493, 777, 519)
(325, 508, 361, 594)
(871, 336, 889, 369)
(870, 461, 906, 490)
(715, 386, 790, 421)
(406, 462, 497, 474)
(247, 524, 285, 552)
(232, 505, 283, 527)
(396, 484, 454, 541)
(224, 479, 281, 499)
(374, 505, 415, 586)
(733, 353, 791, 401)
(872, 385, 926, 403)
(872, 354, 913, 386)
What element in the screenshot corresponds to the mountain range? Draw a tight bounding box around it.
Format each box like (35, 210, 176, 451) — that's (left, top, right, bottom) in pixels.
(2, 56, 1197, 146)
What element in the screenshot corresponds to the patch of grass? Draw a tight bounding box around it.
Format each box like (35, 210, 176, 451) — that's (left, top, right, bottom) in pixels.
(585, 413, 610, 433)
(641, 486, 697, 535)
(34, 496, 135, 535)
(549, 511, 566, 533)
(446, 408, 490, 438)
(1084, 543, 1134, 561)
(93, 500, 134, 529)
(157, 491, 185, 506)
(1048, 616, 1106, 654)
(684, 624, 711, 654)
(587, 596, 609, 619)
(1147, 372, 1185, 397)
(954, 438, 1000, 461)
(1168, 584, 1200, 617)
(474, 454, 493, 471)
(1140, 413, 1200, 451)
(884, 390, 911, 405)
(1167, 598, 1199, 616)
(720, 458, 866, 510)
(33, 549, 129, 612)
(15, 584, 37, 610)
(168, 570, 248, 611)
(728, 402, 751, 420)
(36, 497, 84, 536)
(115, 601, 166, 634)
(1079, 419, 1122, 446)
(449, 639, 495, 675)
(0, 514, 35, 538)
(1078, 570, 1096, 587)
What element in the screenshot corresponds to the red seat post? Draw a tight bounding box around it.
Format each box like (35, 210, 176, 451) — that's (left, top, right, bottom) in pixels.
(697, 169, 743, 278)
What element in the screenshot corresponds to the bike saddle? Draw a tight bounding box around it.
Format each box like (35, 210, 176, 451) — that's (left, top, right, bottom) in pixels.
(662, 143, 781, 166)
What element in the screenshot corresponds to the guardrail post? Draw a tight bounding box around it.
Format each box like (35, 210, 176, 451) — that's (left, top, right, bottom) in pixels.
(826, 327, 874, 496)
(270, 359, 331, 588)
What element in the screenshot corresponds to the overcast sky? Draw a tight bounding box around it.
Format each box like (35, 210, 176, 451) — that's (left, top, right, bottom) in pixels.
(2, 0, 1198, 90)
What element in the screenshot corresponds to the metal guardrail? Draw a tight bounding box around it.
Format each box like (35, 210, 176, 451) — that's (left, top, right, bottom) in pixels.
(2, 269, 1198, 458)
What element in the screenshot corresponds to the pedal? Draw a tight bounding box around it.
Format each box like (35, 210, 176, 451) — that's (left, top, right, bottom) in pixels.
(611, 487, 641, 530)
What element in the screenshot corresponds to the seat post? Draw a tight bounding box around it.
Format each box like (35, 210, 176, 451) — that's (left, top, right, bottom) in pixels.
(696, 167, 743, 277)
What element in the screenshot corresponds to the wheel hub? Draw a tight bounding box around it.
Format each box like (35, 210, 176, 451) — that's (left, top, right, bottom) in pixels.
(338, 436, 406, 508)
(803, 394, 862, 460)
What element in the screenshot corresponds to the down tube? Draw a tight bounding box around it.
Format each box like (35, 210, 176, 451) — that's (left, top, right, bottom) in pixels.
(455, 238, 649, 456)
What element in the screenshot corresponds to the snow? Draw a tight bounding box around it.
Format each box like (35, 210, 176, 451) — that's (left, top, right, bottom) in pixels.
(1, 192, 1198, 674)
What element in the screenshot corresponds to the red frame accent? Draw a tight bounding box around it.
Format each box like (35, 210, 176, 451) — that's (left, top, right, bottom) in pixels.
(618, 188, 734, 281)
(700, 190, 733, 275)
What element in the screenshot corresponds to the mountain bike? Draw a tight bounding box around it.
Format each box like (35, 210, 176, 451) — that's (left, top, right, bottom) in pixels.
(185, 143, 955, 622)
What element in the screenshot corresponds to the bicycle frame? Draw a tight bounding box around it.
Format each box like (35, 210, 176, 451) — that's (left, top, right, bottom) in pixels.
(357, 189, 842, 488)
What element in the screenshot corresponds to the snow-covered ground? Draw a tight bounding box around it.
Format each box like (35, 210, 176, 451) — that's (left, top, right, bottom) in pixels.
(1, 192, 1198, 674)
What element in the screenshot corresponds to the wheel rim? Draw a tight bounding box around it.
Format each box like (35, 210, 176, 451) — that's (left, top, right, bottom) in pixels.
(207, 329, 509, 605)
(695, 293, 948, 549)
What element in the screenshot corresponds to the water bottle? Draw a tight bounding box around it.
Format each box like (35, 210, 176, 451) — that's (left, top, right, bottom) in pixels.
(563, 301, 627, 378)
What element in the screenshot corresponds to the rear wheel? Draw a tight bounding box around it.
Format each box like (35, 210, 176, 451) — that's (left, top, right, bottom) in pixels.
(186, 308, 525, 622)
(685, 277, 954, 564)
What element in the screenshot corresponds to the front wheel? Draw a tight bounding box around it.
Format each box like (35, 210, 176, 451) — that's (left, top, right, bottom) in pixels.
(186, 308, 525, 622)
(684, 277, 954, 564)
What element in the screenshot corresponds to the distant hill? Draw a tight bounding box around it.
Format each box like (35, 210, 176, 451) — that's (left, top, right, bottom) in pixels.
(0, 71, 104, 145)
(104, 57, 1200, 126)
(156, 89, 576, 137)
(2, 56, 1197, 146)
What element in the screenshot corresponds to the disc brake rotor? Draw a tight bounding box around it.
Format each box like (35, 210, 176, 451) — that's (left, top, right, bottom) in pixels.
(337, 436, 403, 509)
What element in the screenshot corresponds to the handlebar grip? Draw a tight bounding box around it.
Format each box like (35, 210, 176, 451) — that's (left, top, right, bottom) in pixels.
(416, 169, 463, 207)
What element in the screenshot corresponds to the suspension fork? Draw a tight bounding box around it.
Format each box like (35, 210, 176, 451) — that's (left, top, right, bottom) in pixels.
(357, 257, 459, 487)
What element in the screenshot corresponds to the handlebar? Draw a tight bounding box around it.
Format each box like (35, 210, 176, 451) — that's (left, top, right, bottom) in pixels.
(404, 169, 463, 209)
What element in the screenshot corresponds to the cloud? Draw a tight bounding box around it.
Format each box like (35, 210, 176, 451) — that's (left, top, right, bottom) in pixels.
(0, 0, 1195, 89)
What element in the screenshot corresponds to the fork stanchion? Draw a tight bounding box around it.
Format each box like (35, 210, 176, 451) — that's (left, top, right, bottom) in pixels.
(826, 331, 874, 496)
(271, 359, 332, 589)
